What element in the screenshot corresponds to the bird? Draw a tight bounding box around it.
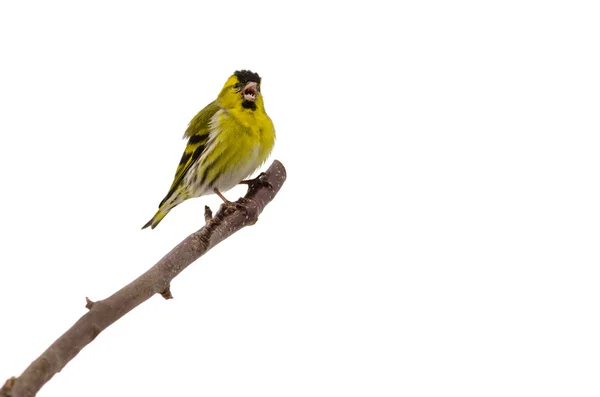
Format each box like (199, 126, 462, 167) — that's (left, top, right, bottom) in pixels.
(142, 70, 275, 229)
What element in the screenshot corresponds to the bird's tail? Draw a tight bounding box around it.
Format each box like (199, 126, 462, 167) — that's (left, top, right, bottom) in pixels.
(142, 208, 171, 230)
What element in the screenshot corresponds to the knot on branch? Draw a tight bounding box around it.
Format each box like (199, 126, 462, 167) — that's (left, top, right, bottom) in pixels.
(160, 285, 173, 300)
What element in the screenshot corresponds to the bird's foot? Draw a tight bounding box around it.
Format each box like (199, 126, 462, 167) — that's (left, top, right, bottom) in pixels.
(239, 172, 273, 190)
(218, 197, 250, 216)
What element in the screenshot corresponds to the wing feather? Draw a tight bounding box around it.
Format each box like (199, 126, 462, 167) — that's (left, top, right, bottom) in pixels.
(158, 101, 220, 208)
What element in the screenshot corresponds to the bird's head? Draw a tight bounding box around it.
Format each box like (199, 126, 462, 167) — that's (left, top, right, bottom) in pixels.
(218, 70, 263, 111)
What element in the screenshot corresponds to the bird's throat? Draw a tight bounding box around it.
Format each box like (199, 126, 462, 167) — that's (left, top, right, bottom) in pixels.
(242, 100, 257, 110)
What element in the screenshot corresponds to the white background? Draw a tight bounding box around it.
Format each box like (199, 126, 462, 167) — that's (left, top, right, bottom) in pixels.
(1, 1, 599, 396)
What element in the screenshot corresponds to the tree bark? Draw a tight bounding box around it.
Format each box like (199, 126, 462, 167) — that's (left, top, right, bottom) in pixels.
(0, 160, 287, 397)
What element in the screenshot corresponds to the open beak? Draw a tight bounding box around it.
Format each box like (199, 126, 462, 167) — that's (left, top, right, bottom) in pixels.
(242, 82, 258, 102)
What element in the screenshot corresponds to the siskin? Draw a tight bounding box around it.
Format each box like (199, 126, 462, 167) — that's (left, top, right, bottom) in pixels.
(142, 70, 275, 229)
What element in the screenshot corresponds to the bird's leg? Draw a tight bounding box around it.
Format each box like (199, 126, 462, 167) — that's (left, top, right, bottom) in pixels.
(214, 187, 249, 212)
(213, 188, 231, 203)
(239, 172, 273, 189)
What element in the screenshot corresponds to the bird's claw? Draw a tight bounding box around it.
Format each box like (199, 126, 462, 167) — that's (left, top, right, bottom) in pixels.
(239, 172, 272, 190)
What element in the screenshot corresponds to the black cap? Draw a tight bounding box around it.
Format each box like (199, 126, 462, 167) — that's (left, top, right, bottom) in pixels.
(234, 70, 261, 85)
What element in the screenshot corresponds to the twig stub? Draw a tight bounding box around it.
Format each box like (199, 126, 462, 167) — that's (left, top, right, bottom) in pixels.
(204, 205, 213, 223)
(85, 297, 95, 310)
(160, 285, 173, 300)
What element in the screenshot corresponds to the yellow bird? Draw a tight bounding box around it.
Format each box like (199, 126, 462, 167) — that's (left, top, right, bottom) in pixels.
(143, 70, 275, 229)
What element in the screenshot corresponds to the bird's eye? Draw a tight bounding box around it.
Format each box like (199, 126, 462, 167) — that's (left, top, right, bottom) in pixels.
(234, 83, 242, 91)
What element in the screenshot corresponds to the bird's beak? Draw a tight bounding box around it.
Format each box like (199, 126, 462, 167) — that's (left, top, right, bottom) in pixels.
(242, 82, 258, 102)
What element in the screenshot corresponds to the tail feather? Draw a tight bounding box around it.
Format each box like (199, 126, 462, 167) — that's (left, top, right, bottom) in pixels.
(142, 209, 170, 230)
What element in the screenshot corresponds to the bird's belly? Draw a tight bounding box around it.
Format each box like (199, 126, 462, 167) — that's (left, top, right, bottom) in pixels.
(184, 144, 263, 197)
(211, 147, 262, 192)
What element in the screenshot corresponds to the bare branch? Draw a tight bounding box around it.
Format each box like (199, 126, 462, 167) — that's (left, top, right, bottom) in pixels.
(0, 160, 287, 397)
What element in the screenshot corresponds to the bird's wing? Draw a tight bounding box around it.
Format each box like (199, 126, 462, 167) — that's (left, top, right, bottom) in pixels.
(158, 101, 220, 208)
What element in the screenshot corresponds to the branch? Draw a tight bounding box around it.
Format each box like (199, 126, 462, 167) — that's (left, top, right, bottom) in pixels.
(0, 160, 287, 397)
